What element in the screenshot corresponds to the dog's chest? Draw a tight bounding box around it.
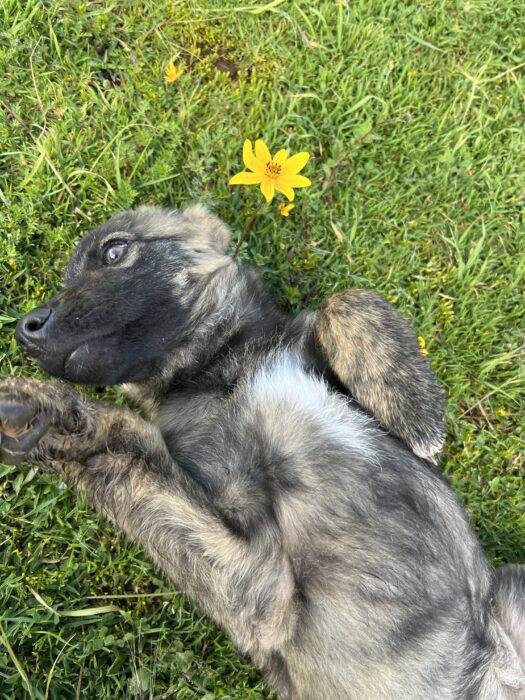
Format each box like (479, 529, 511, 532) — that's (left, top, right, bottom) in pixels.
(154, 352, 373, 489)
(156, 389, 225, 449)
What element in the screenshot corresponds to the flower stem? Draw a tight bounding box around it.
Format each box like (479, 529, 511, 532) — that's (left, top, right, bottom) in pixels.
(234, 198, 266, 257)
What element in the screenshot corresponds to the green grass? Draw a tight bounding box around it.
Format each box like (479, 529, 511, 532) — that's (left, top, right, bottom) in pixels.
(1, 0, 524, 697)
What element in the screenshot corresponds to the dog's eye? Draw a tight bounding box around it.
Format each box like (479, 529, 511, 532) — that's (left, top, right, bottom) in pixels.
(103, 241, 128, 265)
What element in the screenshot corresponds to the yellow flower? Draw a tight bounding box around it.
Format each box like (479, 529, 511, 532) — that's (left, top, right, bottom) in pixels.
(229, 139, 311, 203)
(165, 60, 184, 83)
(8, 258, 17, 269)
(418, 336, 429, 356)
(279, 203, 295, 217)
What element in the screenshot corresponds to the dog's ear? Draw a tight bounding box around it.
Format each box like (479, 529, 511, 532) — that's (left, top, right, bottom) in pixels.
(182, 204, 231, 254)
(314, 289, 445, 462)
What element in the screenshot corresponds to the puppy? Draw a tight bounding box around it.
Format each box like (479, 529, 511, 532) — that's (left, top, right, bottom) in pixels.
(1, 205, 523, 699)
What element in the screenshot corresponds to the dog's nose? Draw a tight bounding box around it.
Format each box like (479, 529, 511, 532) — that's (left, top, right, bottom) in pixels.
(16, 306, 52, 349)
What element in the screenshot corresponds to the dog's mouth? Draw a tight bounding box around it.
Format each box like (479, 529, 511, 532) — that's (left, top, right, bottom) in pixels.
(17, 302, 164, 387)
(19, 328, 123, 386)
(16, 335, 46, 359)
(64, 333, 110, 372)
(63, 341, 88, 375)
(60, 331, 124, 385)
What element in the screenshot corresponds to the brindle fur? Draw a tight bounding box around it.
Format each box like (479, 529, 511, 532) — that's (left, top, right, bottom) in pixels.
(0, 205, 523, 699)
(316, 289, 445, 461)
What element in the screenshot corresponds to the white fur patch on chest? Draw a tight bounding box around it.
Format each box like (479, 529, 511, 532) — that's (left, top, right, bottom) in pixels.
(245, 353, 377, 456)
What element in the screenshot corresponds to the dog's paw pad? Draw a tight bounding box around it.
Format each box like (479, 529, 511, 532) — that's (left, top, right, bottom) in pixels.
(0, 402, 36, 437)
(0, 402, 50, 464)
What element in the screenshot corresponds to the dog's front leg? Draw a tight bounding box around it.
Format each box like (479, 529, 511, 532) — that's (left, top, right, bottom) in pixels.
(0, 377, 297, 665)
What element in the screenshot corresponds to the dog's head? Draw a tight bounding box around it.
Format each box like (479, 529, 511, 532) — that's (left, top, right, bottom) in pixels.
(16, 205, 232, 385)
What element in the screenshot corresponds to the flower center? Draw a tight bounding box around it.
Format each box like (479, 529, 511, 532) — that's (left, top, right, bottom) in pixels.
(265, 160, 282, 179)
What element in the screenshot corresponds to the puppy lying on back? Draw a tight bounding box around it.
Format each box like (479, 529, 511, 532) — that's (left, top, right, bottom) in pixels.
(1, 205, 523, 699)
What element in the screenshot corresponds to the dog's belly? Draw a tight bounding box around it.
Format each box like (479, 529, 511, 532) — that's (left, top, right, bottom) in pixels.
(154, 353, 493, 698)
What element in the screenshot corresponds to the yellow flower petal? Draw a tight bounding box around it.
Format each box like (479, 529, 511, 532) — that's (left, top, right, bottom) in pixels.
(242, 140, 264, 174)
(255, 139, 272, 167)
(281, 151, 309, 175)
(260, 178, 275, 202)
(273, 149, 289, 165)
(278, 174, 311, 189)
(275, 184, 295, 201)
(229, 171, 264, 185)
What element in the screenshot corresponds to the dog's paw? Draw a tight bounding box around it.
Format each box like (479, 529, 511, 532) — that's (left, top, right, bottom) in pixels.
(0, 399, 50, 464)
(0, 377, 84, 466)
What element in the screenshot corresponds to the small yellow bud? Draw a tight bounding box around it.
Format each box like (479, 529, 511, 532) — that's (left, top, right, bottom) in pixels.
(165, 60, 184, 83)
(418, 336, 429, 356)
(278, 203, 295, 217)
